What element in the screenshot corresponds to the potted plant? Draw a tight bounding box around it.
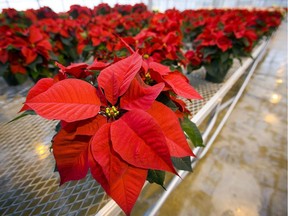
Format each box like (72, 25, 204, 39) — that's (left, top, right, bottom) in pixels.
(16, 49, 203, 215)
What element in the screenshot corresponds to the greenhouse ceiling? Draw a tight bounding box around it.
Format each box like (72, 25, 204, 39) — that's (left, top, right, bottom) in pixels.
(0, 0, 287, 12)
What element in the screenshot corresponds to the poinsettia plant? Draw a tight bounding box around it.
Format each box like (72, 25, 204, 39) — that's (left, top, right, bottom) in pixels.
(183, 9, 260, 82)
(0, 24, 53, 85)
(183, 8, 285, 83)
(17, 48, 203, 215)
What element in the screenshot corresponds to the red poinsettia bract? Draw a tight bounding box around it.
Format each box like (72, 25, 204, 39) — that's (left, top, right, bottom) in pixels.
(21, 52, 195, 215)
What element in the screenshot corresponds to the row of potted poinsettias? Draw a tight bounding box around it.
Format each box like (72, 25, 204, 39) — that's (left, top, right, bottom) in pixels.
(0, 4, 285, 85)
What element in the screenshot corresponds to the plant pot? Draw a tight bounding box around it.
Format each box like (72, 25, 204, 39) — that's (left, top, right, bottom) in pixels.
(205, 72, 227, 83)
(204, 58, 233, 83)
(3, 74, 21, 86)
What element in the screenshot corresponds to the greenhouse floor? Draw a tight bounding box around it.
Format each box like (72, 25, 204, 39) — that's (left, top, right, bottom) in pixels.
(156, 23, 287, 215)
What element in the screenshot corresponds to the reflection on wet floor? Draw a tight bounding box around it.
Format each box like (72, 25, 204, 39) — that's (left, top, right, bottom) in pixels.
(157, 23, 287, 216)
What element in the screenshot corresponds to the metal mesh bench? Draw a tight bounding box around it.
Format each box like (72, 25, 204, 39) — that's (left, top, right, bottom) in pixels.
(0, 38, 269, 216)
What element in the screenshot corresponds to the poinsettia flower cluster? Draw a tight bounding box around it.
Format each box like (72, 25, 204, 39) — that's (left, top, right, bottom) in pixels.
(183, 9, 261, 64)
(0, 5, 285, 85)
(0, 24, 52, 84)
(0, 7, 58, 26)
(20, 52, 202, 215)
(122, 9, 186, 69)
(60, 4, 153, 63)
(0, 4, 153, 85)
(181, 8, 284, 82)
(93, 3, 112, 15)
(185, 50, 203, 71)
(181, 8, 284, 45)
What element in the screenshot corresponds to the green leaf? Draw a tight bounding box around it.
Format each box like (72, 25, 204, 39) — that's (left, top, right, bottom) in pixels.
(202, 46, 218, 58)
(97, 43, 107, 51)
(242, 38, 250, 47)
(61, 37, 72, 46)
(27, 56, 43, 71)
(220, 52, 230, 63)
(181, 117, 204, 147)
(15, 73, 28, 85)
(55, 121, 61, 133)
(7, 110, 36, 124)
(29, 69, 38, 80)
(147, 169, 166, 189)
(68, 47, 78, 61)
(83, 45, 94, 52)
(53, 164, 58, 172)
(115, 49, 129, 58)
(49, 51, 59, 61)
(187, 64, 201, 73)
(172, 156, 192, 171)
(69, 10, 78, 19)
(156, 93, 178, 111)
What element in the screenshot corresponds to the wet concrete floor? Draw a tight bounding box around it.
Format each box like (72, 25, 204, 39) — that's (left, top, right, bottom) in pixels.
(157, 23, 287, 216)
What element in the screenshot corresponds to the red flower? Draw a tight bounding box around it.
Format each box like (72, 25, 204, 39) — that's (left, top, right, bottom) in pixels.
(10, 63, 27, 75)
(185, 50, 202, 67)
(8, 52, 27, 75)
(142, 60, 202, 100)
(2, 8, 18, 19)
(242, 30, 258, 51)
(93, 3, 112, 15)
(21, 52, 195, 215)
(55, 62, 90, 79)
(214, 31, 232, 52)
(0, 42, 8, 64)
(196, 28, 216, 47)
(21, 26, 52, 64)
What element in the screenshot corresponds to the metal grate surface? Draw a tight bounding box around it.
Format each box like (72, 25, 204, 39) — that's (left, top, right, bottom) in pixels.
(184, 59, 242, 117)
(0, 57, 245, 216)
(0, 82, 110, 215)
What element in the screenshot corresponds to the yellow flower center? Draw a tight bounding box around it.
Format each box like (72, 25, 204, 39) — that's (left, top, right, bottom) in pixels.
(145, 72, 151, 79)
(143, 54, 149, 59)
(105, 106, 119, 118)
(80, 31, 88, 39)
(144, 72, 153, 85)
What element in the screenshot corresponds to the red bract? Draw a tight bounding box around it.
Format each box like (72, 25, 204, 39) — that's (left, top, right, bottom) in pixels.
(55, 62, 90, 79)
(20, 78, 55, 112)
(20, 26, 52, 64)
(215, 32, 232, 52)
(196, 28, 217, 47)
(87, 60, 111, 70)
(10, 62, 26, 74)
(7, 52, 27, 75)
(0, 42, 8, 64)
(242, 30, 258, 51)
(118, 38, 202, 100)
(24, 79, 101, 122)
(142, 60, 202, 100)
(21, 52, 197, 215)
(185, 50, 202, 67)
(2, 8, 18, 19)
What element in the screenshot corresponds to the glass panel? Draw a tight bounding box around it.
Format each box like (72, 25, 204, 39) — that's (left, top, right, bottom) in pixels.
(7, 0, 39, 11)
